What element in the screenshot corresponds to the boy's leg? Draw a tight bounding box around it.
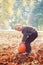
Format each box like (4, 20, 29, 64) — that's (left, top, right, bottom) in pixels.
(26, 44, 31, 53)
(25, 31, 38, 43)
(25, 31, 38, 53)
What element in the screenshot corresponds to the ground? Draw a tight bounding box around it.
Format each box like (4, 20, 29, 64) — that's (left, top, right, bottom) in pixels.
(0, 31, 43, 65)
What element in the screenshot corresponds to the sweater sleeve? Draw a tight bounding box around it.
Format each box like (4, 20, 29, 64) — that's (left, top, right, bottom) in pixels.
(22, 27, 30, 42)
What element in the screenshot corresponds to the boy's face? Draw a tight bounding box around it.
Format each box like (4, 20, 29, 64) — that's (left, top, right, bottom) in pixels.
(15, 25, 23, 31)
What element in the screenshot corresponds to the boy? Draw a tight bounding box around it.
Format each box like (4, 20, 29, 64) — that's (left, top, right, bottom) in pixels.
(15, 25, 38, 54)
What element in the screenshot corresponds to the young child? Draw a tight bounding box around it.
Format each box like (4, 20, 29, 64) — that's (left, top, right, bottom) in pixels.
(15, 25, 38, 54)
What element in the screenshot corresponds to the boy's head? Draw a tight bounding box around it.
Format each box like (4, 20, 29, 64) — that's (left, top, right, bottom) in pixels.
(15, 24, 23, 31)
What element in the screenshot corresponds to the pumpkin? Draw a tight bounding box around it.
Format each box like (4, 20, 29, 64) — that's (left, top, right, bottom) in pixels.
(18, 42, 26, 53)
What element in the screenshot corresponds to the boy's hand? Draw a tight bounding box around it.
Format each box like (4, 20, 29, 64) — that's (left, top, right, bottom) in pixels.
(18, 42, 26, 53)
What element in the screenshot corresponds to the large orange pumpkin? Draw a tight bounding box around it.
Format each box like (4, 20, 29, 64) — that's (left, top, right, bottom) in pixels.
(18, 42, 26, 53)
